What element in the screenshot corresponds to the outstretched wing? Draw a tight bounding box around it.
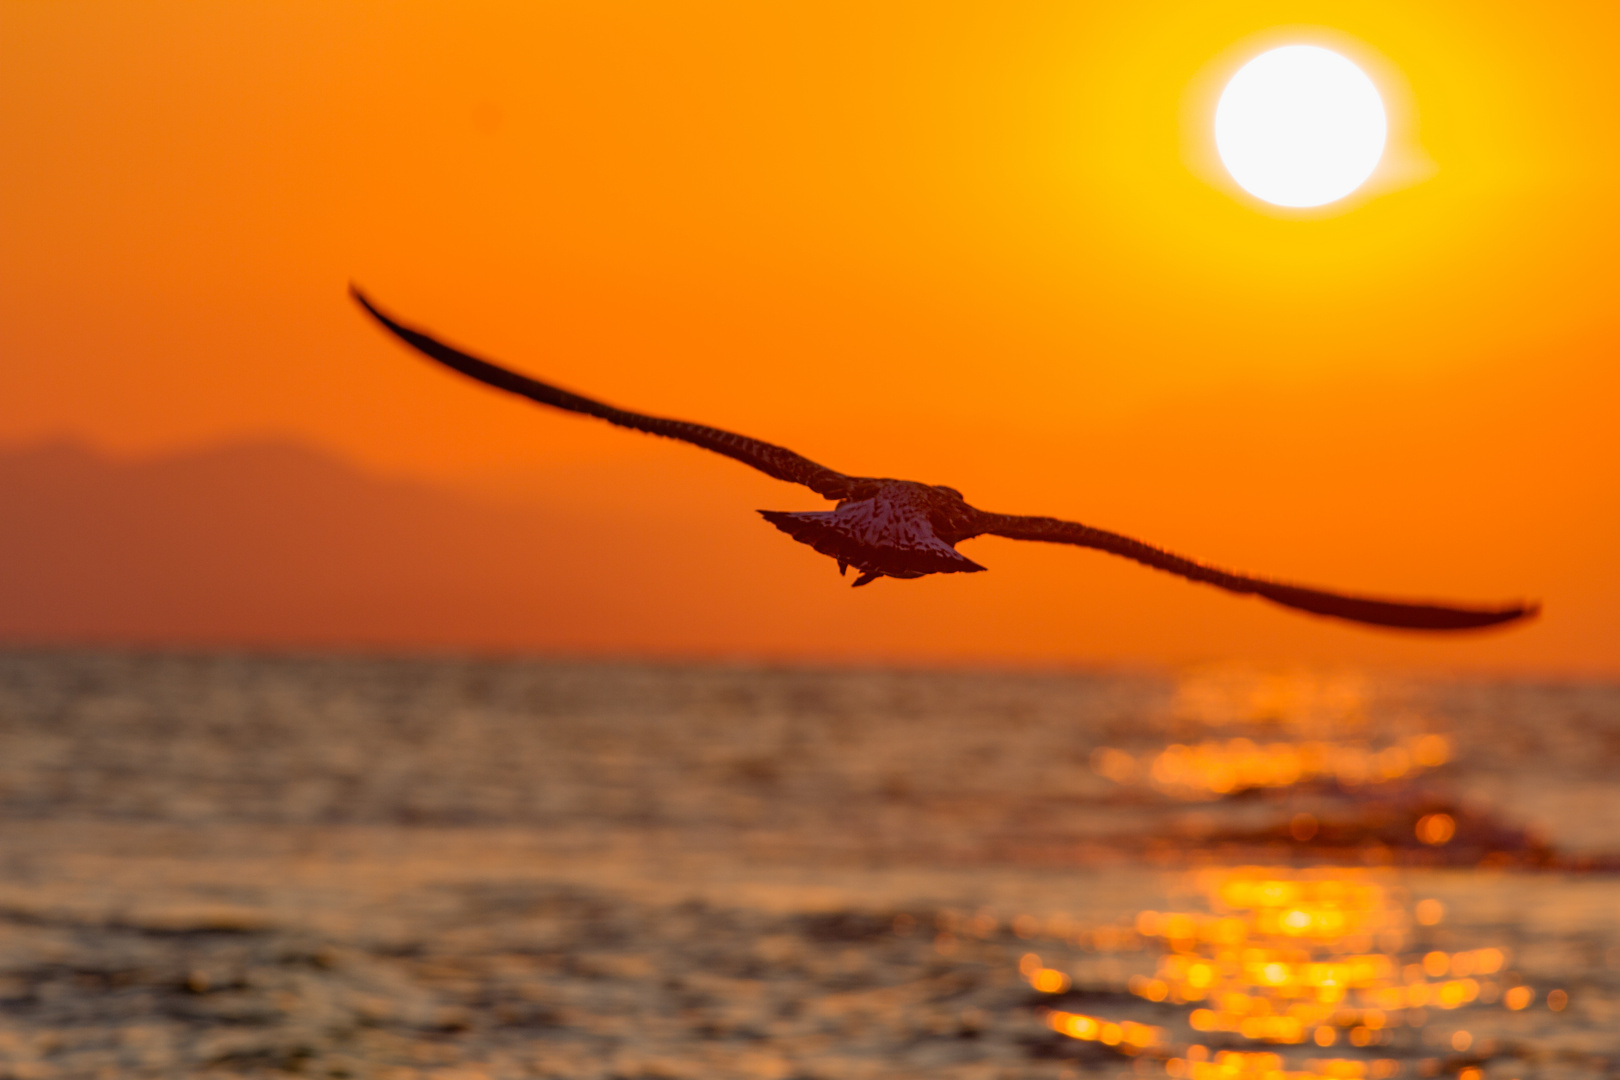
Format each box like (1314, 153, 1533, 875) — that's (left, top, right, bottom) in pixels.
(978, 513, 1537, 630)
(352, 287, 857, 499)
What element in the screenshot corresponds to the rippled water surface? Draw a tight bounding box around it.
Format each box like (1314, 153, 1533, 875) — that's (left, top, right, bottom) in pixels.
(0, 652, 1614, 1079)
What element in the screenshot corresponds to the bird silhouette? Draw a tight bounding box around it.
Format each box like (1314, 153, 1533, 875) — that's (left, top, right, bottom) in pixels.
(352, 287, 1536, 631)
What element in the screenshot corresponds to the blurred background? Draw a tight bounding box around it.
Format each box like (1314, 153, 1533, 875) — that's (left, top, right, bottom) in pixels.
(2, 3, 1618, 1079)
(3, 0, 1617, 671)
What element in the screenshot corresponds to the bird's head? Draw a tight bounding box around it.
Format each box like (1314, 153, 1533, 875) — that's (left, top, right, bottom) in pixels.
(931, 484, 965, 501)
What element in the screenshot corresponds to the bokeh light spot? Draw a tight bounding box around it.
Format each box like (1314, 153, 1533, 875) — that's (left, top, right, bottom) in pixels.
(1415, 812, 1457, 846)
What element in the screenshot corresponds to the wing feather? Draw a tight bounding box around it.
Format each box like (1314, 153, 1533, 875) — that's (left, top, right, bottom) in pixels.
(352, 287, 855, 499)
(979, 513, 1537, 630)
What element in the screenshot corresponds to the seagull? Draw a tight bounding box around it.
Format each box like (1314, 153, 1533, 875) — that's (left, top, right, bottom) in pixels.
(351, 287, 1536, 631)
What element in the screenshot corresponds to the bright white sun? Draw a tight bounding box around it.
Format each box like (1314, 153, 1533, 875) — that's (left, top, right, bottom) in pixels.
(1215, 45, 1386, 208)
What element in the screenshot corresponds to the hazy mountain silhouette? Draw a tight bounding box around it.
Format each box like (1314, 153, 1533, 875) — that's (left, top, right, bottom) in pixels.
(0, 440, 1598, 671)
(0, 438, 1007, 658)
(0, 440, 679, 650)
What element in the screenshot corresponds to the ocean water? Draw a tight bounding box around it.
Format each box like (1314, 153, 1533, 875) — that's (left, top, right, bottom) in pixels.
(0, 651, 1615, 1079)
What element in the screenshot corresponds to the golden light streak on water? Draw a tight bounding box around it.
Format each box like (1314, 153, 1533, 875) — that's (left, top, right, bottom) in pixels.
(1020, 863, 1548, 1075)
(1092, 734, 1451, 798)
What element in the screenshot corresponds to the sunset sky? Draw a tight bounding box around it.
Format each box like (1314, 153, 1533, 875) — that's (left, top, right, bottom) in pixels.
(3, 1, 1617, 672)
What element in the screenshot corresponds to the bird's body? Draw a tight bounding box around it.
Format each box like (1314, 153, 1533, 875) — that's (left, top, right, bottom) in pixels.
(760, 481, 986, 586)
(352, 287, 1536, 632)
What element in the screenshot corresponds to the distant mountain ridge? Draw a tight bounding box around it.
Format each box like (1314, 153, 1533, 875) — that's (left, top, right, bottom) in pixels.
(0, 438, 941, 657)
(0, 440, 1606, 672)
(0, 440, 623, 649)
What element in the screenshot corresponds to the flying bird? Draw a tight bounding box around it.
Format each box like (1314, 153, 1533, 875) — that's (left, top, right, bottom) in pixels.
(351, 287, 1536, 631)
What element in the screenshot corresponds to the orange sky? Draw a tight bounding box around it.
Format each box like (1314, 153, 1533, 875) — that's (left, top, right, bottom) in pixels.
(2, 0, 1617, 672)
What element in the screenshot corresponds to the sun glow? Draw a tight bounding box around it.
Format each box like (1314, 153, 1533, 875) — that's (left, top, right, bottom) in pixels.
(1215, 45, 1387, 208)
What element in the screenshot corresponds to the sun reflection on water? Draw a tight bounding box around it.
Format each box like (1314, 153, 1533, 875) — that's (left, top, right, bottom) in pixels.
(1170, 668, 1373, 731)
(1083, 666, 1556, 869)
(1133, 868, 1505, 1047)
(1000, 667, 1578, 1075)
(1017, 865, 1549, 1076)
(1091, 664, 1450, 800)
(1092, 733, 1452, 798)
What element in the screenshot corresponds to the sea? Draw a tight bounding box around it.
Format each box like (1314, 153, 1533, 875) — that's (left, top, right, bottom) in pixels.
(0, 650, 1615, 1080)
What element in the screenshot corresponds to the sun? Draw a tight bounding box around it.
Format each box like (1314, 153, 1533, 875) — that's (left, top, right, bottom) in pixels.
(1215, 45, 1387, 208)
